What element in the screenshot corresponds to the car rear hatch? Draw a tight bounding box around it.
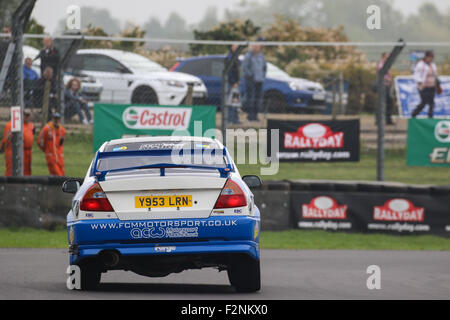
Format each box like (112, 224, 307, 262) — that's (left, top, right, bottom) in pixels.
(99, 168, 226, 220)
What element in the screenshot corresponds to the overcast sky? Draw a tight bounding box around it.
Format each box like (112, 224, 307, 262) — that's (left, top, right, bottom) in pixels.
(32, 0, 449, 34)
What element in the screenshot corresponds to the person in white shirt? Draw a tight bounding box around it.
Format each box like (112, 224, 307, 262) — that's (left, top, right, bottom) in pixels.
(412, 51, 438, 118)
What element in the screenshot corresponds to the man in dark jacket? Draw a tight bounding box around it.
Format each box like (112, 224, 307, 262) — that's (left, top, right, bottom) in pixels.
(0, 26, 11, 66)
(37, 37, 60, 79)
(242, 41, 266, 122)
(0, 26, 14, 94)
(226, 44, 241, 124)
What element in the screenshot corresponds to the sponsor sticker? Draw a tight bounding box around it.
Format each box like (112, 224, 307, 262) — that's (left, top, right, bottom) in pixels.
(89, 219, 238, 239)
(69, 226, 75, 245)
(112, 146, 127, 152)
(155, 245, 176, 253)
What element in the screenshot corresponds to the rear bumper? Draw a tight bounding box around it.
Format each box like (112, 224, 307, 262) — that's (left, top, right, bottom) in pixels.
(67, 215, 260, 264)
(69, 240, 259, 265)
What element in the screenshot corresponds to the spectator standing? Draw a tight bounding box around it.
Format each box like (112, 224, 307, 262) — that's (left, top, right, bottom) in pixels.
(377, 52, 394, 124)
(37, 37, 60, 80)
(0, 26, 11, 67)
(225, 44, 241, 124)
(23, 57, 39, 108)
(1, 109, 35, 176)
(412, 51, 439, 118)
(0, 26, 14, 94)
(34, 66, 57, 124)
(242, 41, 266, 122)
(38, 112, 66, 176)
(64, 78, 93, 125)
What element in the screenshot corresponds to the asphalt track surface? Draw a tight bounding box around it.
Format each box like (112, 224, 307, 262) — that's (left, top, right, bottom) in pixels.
(0, 248, 449, 299)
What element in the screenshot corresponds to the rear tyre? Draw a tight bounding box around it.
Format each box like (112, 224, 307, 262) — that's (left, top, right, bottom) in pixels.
(76, 261, 101, 290)
(227, 255, 261, 293)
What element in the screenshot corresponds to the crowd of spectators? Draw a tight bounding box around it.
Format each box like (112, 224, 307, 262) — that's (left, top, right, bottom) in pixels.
(1, 31, 92, 125)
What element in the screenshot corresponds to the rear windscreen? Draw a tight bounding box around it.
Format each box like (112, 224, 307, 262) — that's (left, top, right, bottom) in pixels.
(97, 152, 227, 172)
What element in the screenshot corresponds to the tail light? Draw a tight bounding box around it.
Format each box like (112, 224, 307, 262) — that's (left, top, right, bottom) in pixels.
(169, 62, 180, 72)
(214, 179, 247, 209)
(80, 183, 113, 211)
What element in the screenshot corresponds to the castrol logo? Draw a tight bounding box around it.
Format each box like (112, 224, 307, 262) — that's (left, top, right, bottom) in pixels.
(122, 106, 192, 130)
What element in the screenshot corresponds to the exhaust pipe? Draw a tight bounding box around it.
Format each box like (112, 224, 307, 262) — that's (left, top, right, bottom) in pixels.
(99, 250, 120, 267)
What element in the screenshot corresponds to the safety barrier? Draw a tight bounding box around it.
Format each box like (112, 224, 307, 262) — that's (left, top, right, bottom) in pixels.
(0, 176, 449, 235)
(0, 176, 72, 229)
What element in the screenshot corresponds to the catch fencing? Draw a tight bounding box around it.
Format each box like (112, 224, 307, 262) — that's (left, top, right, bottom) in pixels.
(1, 33, 450, 180)
(2, 34, 450, 121)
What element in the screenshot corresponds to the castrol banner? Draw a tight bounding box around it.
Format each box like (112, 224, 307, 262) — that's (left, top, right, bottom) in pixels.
(268, 120, 360, 162)
(93, 104, 216, 151)
(407, 119, 450, 167)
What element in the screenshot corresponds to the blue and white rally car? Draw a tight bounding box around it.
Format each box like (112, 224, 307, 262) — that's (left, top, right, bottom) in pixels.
(63, 136, 261, 292)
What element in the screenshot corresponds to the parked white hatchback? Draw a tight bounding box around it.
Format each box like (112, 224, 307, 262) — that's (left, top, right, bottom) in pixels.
(67, 49, 208, 105)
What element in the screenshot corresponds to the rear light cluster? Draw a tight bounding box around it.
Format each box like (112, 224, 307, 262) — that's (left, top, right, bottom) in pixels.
(80, 183, 114, 212)
(169, 62, 180, 72)
(214, 179, 247, 209)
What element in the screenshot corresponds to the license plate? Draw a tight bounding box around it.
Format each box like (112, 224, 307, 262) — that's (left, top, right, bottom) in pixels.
(135, 195, 193, 208)
(313, 93, 325, 100)
(193, 92, 205, 97)
(82, 87, 101, 93)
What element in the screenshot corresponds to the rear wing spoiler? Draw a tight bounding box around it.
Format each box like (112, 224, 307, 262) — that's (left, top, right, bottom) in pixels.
(91, 148, 234, 181)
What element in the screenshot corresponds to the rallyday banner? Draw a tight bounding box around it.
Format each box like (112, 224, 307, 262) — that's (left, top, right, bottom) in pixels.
(394, 76, 450, 118)
(93, 104, 216, 151)
(292, 191, 450, 236)
(267, 119, 360, 162)
(407, 119, 450, 167)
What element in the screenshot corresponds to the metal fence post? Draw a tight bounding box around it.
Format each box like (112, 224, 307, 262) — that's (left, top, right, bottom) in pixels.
(10, 0, 36, 176)
(376, 39, 405, 181)
(11, 32, 24, 176)
(185, 82, 194, 105)
(376, 75, 386, 181)
(338, 71, 344, 115)
(221, 77, 228, 144)
(332, 78, 337, 120)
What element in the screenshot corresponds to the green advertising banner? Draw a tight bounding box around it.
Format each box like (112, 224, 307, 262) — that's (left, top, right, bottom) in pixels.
(407, 119, 450, 167)
(93, 104, 217, 151)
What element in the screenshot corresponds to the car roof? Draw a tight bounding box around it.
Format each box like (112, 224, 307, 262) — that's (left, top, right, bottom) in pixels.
(106, 136, 221, 148)
(177, 55, 226, 62)
(77, 48, 144, 61)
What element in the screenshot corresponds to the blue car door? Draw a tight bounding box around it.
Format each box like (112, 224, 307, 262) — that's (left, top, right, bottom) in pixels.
(176, 58, 223, 107)
(205, 58, 226, 107)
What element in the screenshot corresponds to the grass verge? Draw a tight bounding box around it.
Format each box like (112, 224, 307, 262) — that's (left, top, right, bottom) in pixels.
(1, 228, 449, 251)
(0, 228, 67, 248)
(0, 132, 448, 184)
(261, 230, 450, 251)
